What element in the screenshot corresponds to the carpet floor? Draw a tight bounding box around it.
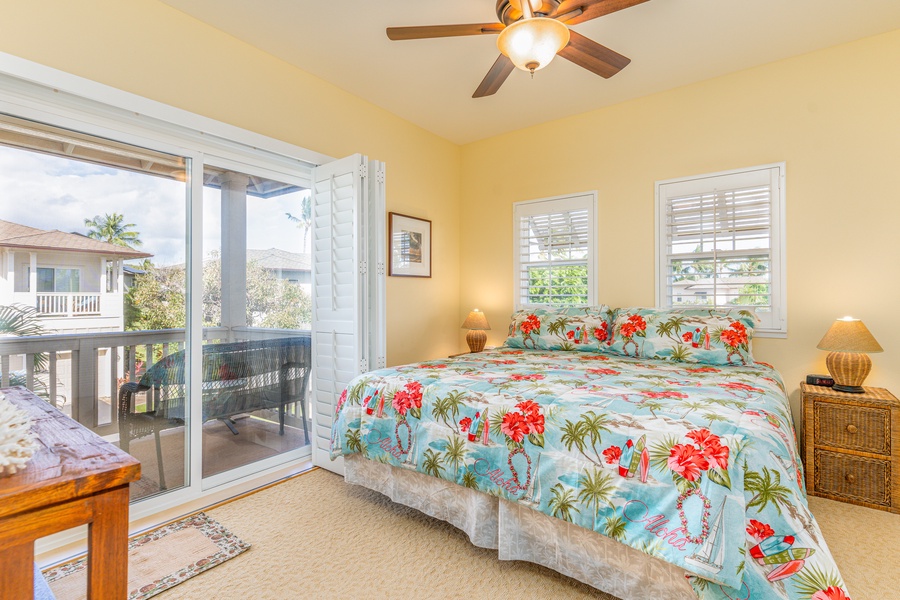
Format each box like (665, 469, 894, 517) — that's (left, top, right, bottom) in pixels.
(155, 469, 899, 600)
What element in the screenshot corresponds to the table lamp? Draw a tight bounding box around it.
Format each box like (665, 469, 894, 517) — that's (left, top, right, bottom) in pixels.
(816, 317, 883, 393)
(461, 309, 491, 353)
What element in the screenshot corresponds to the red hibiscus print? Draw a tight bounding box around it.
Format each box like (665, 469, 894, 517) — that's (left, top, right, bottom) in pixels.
(603, 445, 622, 465)
(687, 366, 720, 373)
(720, 321, 749, 349)
(510, 373, 545, 381)
(719, 381, 763, 393)
(682, 331, 693, 342)
(641, 390, 689, 400)
(667, 443, 710, 481)
(703, 440, 730, 470)
(581, 354, 610, 361)
(391, 381, 424, 416)
(686, 428, 720, 449)
(516, 400, 541, 417)
(587, 368, 621, 376)
(746, 519, 775, 541)
(525, 412, 545, 435)
(620, 314, 648, 338)
(501, 411, 529, 443)
(593, 323, 609, 342)
(811, 587, 851, 600)
(459, 417, 472, 432)
(520, 314, 541, 335)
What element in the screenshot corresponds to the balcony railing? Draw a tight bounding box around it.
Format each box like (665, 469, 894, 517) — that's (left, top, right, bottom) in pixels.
(0, 326, 309, 438)
(36, 292, 102, 317)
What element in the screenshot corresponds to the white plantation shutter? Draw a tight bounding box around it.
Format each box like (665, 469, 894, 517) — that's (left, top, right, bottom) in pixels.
(311, 154, 385, 473)
(656, 164, 786, 334)
(513, 193, 597, 309)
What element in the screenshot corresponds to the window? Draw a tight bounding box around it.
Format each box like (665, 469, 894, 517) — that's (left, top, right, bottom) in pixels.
(36, 267, 80, 293)
(655, 163, 786, 335)
(513, 193, 597, 309)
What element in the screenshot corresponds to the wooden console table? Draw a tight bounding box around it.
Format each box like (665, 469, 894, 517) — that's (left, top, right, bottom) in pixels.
(0, 387, 140, 599)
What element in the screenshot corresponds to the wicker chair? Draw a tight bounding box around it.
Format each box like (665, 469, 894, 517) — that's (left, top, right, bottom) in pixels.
(118, 335, 311, 489)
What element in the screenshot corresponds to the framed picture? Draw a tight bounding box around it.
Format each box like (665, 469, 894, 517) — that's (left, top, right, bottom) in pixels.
(389, 212, 431, 277)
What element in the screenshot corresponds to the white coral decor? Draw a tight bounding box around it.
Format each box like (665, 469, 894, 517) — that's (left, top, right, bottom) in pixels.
(0, 394, 37, 476)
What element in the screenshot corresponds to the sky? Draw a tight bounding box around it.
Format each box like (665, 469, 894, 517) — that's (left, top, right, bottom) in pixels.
(0, 144, 309, 266)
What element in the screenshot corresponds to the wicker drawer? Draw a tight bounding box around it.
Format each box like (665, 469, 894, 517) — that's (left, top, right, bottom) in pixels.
(813, 400, 890, 455)
(814, 449, 891, 507)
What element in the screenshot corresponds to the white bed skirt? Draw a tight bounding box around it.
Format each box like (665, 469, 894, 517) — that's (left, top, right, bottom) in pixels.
(345, 455, 696, 600)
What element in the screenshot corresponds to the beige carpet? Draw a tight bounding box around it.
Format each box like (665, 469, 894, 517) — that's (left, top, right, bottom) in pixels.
(155, 469, 900, 600)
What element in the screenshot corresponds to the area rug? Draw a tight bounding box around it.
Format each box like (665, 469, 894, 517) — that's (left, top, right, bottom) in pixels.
(42, 512, 250, 600)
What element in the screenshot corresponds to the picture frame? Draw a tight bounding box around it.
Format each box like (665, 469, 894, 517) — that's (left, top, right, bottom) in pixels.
(389, 212, 431, 278)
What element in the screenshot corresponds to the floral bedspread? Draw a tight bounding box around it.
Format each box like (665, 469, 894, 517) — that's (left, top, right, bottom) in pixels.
(330, 349, 850, 600)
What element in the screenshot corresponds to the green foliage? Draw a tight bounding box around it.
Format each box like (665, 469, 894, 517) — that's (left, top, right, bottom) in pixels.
(0, 304, 51, 373)
(421, 448, 445, 478)
(442, 434, 468, 479)
(791, 564, 844, 600)
(461, 468, 479, 490)
(744, 466, 792, 515)
(125, 254, 311, 331)
(577, 467, 616, 517)
(525, 265, 588, 306)
(604, 514, 628, 542)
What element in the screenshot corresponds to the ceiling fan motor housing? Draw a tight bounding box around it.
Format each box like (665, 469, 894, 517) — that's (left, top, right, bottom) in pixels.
(498, 0, 561, 25)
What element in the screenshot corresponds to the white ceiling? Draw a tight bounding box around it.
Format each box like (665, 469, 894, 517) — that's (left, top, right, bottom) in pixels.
(160, 0, 900, 145)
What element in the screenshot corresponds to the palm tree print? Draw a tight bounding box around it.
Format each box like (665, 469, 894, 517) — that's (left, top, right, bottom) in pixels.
(548, 483, 580, 522)
(442, 434, 468, 480)
(431, 390, 465, 432)
(577, 467, 616, 531)
(561, 410, 610, 465)
(744, 466, 792, 515)
(604, 514, 628, 542)
(421, 448, 445, 478)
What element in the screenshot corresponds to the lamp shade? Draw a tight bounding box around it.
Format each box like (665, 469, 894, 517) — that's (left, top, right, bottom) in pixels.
(496, 17, 570, 72)
(816, 317, 883, 353)
(461, 309, 491, 331)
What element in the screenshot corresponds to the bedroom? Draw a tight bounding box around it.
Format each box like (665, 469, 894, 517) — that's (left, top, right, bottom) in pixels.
(0, 0, 898, 599)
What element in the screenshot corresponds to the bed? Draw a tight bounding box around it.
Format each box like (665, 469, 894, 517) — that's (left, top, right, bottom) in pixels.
(330, 306, 851, 600)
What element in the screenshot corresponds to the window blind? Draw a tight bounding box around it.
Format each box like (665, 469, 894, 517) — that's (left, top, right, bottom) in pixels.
(513, 194, 596, 308)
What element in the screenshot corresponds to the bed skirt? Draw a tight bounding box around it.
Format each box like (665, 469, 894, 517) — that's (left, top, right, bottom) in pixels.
(345, 455, 695, 600)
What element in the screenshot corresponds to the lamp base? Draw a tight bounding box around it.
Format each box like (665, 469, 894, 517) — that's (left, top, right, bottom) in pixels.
(825, 351, 871, 394)
(466, 329, 487, 353)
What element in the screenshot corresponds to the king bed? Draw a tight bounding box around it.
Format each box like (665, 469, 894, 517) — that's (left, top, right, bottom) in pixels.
(330, 306, 850, 600)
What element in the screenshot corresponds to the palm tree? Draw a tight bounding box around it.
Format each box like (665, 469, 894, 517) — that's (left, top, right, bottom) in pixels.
(577, 468, 615, 531)
(443, 435, 467, 481)
(0, 303, 50, 374)
(344, 429, 365, 455)
(84, 213, 142, 248)
(461, 469, 479, 490)
(432, 390, 465, 432)
(548, 483, 580, 522)
(286, 193, 312, 249)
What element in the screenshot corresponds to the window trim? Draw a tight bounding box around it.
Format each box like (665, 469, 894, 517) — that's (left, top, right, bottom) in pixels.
(654, 162, 787, 337)
(512, 191, 598, 310)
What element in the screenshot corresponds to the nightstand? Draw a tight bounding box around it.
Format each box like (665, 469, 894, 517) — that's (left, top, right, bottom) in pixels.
(801, 383, 900, 513)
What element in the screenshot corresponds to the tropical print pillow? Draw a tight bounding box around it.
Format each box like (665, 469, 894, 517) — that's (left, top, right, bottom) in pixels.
(503, 306, 611, 352)
(604, 307, 758, 365)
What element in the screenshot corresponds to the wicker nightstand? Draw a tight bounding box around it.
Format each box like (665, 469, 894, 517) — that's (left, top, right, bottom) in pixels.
(801, 383, 900, 513)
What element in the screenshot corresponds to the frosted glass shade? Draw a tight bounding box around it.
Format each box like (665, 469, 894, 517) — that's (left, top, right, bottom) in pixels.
(497, 17, 570, 72)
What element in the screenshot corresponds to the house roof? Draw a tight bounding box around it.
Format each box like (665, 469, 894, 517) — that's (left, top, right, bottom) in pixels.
(247, 248, 310, 272)
(0, 219, 152, 258)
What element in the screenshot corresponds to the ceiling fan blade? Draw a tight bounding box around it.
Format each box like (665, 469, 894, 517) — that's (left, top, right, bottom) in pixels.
(473, 55, 515, 98)
(553, 0, 651, 25)
(387, 23, 504, 41)
(558, 30, 630, 78)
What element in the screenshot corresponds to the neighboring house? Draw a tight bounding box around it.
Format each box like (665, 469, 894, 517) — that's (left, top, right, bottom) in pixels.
(246, 247, 311, 294)
(0, 218, 152, 334)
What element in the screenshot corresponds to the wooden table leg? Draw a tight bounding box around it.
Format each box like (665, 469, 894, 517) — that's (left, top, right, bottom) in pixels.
(87, 486, 130, 599)
(0, 540, 35, 600)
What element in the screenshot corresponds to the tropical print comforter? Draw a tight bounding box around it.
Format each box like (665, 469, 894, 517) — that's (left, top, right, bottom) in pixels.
(330, 349, 850, 600)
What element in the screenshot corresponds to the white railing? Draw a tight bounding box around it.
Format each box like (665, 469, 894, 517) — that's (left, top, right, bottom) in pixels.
(36, 292, 102, 317)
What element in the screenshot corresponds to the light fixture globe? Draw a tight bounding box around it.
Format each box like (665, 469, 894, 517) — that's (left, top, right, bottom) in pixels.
(497, 17, 570, 73)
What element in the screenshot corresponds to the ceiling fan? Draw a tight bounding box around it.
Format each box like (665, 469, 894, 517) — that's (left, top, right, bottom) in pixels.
(387, 0, 651, 98)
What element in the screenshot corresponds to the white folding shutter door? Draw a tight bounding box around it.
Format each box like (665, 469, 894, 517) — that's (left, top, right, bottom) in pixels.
(311, 154, 366, 473)
(368, 160, 387, 370)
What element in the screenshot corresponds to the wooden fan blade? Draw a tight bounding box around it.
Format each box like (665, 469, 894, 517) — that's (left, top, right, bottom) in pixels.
(387, 23, 504, 40)
(558, 30, 630, 78)
(473, 55, 515, 98)
(553, 0, 651, 25)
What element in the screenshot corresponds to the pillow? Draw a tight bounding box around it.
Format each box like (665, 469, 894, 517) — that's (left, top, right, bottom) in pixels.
(503, 305, 612, 352)
(603, 307, 758, 365)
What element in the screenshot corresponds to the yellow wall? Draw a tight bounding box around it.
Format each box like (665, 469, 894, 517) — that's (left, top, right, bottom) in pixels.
(460, 29, 900, 422)
(0, 0, 461, 366)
